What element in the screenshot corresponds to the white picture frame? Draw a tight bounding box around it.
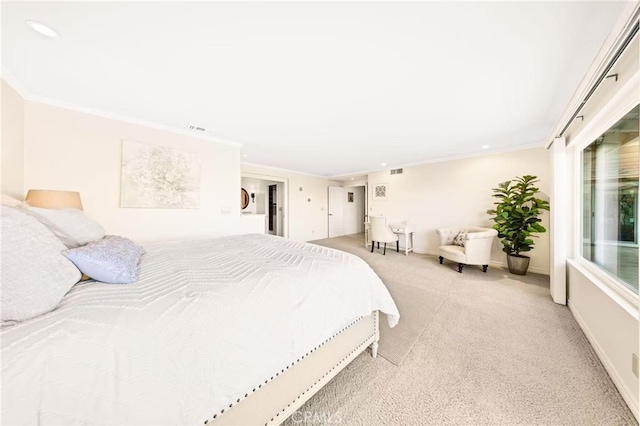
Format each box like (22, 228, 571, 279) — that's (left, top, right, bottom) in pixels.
(120, 140, 201, 209)
(372, 183, 388, 201)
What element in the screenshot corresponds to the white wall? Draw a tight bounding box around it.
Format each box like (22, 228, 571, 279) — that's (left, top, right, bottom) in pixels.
(342, 178, 367, 187)
(23, 101, 242, 243)
(241, 163, 333, 242)
(367, 148, 551, 274)
(568, 262, 638, 415)
(1, 80, 25, 199)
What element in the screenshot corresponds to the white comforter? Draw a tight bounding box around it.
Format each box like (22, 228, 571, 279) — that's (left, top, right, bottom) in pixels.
(2, 234, 399, 425)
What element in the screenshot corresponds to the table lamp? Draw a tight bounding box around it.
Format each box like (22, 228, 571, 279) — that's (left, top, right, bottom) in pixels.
(25, 189, 83, 210)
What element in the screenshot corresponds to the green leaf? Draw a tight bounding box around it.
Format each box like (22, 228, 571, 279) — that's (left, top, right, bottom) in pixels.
(487, 175, 548, 256)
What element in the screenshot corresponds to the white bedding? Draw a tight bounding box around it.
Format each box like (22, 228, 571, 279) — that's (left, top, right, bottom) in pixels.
(1, 233, 399, 425)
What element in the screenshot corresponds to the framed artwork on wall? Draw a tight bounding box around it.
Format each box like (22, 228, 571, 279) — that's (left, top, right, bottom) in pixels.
(347, 192, 354, 203)
(372, 183, 388, 201)
(120, 140, 201, 209)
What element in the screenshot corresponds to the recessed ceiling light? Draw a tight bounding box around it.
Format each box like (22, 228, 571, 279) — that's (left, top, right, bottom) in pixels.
(350, 177, 354, 180)
(25, 20, 59, 38)
(381, 163, 387, 167)
(243, 154, 248, 158)
(482, 145, 490, 149)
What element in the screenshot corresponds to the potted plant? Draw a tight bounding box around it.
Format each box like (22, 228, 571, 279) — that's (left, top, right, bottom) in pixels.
(486, 175, 550, 275)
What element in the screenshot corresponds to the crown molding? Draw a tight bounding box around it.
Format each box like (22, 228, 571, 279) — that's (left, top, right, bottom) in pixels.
(1, 67, 31, 98)
(1, 68, 243, 148)
(544, 1, 640, 148)
(245, 141, 545, 180)
(241, 161, 328, 179)
(328, 141, 546, 179)
(26, 95, 244, 147)
(3, 67, 545, 179)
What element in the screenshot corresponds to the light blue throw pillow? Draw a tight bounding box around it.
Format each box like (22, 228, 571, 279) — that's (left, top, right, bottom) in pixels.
(63, 235, 145, 284)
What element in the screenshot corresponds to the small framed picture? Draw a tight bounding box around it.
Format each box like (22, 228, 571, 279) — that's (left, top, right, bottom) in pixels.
(347, 192, 354, 202)
(373, 183, 388, 201)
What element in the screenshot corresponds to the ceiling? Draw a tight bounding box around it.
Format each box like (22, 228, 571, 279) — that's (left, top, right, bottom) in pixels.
(1, 1, 628, 177)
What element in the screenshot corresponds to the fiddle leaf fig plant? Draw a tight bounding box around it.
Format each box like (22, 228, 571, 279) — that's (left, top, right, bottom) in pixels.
(486, 175, 550, 256)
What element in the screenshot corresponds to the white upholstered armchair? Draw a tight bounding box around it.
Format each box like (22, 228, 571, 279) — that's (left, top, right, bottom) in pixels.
(435, 226, 498, 273)
(370, 216, 399, 255)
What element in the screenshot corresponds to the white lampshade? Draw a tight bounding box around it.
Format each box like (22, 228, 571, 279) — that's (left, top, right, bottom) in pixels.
(25, 189, 83, 210)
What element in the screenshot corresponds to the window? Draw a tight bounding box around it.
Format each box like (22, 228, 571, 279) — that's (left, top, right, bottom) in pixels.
(582, 105, 639, 294)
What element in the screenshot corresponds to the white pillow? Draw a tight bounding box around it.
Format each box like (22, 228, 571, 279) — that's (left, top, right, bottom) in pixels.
(22, 207, 105, 249)
(1, 206, 81, 324)
(63, 235, 145, 284)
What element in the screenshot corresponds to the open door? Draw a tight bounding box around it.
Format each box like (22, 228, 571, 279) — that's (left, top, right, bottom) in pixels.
(268, 184, 277, 235)
(328, 186, 345, 238)
(241, 173, 288, 238)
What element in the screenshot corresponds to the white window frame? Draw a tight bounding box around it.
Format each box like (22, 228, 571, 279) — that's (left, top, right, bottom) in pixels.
(567, 69, 639, 314)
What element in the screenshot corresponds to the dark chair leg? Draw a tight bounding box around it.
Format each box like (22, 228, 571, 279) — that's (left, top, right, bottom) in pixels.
(371, 241, 374, 253)
(383, 243, 387, 255)
(396, 241, 399, 252)
(482, 265, 488, 273)
(458, 263, 464, 273)
(439, 256, 444, 264)
(377, 242, 380, 249)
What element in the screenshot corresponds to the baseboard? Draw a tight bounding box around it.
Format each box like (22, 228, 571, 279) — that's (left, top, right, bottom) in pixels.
(568, 300, 639, 421)
(423, 251, 549, 276)
(488, 260, 548, 275)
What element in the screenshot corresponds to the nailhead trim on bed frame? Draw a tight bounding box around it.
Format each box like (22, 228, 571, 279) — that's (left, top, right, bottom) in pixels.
(204, 315, 369, 424)
(266, 331, 376, 425)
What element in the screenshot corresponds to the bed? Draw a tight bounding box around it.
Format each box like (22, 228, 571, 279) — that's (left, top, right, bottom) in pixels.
(2, 232, 399, 425)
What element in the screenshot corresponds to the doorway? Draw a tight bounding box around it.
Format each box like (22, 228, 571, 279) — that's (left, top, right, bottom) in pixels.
(241, 174, 287, 237)
(328, 186, 366, 238)
(268, 184, 277, 235)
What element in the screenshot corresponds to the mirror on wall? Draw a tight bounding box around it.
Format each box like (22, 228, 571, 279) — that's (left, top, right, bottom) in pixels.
(241, 188, 250, 209)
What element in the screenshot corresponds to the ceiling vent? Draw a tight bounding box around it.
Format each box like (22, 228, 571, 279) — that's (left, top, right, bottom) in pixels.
(189, 125, 207, 132)
(390, 168, 403, 175)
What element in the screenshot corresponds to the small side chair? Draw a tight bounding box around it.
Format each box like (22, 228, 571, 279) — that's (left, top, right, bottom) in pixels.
(370, 216, 399, 255)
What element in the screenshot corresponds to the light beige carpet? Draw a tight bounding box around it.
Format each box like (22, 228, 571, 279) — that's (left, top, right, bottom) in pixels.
(281, 234, 637, 426)
(311, 234, 452, 365)
(377, 279, 447, 365)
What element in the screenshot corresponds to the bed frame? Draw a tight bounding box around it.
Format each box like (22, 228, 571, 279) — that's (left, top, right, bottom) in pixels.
(207, 311, 380, 426)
